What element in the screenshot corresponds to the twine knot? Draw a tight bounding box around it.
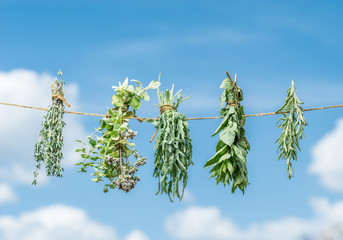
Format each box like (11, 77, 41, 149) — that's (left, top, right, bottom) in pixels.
(227, 100, 238, 106)
(160, 104, 176, 114)
(51, 84, 71, 107)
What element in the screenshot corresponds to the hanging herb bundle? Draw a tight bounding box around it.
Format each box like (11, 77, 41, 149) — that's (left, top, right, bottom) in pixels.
(76, 78, 160, 193)
(33, 70, 71, 185)
(151, 75, 193, 201)
(204, 73, 250, 193)
(275, 80, 307, 179)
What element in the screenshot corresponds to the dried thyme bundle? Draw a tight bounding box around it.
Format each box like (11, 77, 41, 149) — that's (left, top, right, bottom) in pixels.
(275, 80, 307, 179)
(204, 73, 250, 193)
(76, 78, 160, 193)
(152, 76, 193, 201)
(33, 70, 70, 185)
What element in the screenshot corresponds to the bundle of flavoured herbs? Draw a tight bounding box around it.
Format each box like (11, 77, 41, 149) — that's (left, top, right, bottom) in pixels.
(204, 73, 250, 193)
(33, 70, 70, 185)
(76, 78, 160, 193)
(275, 80, 307, 179)
(151, 75, 193, 201)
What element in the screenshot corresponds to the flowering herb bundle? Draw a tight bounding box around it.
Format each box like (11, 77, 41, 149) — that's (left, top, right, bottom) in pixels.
(33, 70, 70, 185)
(76, 78, 160, 193)
(204, 73, 250, 193)
(151, 76, 193, 201)
(275, 80, 307, 179)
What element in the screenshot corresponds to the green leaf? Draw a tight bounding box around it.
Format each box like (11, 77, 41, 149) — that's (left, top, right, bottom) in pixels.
(142, 92, 150, 101)
(219, 127, 236, 146)
(127, 142, 135, 147)
(212, 115, 229, 136)
(89, 139, 96, 147)
(204, 146, 227, 167)
(148, 81, 161, 89)
(108, 108, 117, 118)
(110, 130, 119, 140)
(131, 79, 142, 87)
(130, 96, 141, 110)
(122, 77, 129, 87)
(220, 78, 233, 89)
(112, 95, 124, 107)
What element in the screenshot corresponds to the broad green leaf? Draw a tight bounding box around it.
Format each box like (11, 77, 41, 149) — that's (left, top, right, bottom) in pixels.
(219, 127, 236, 146)
(204, 146, 227, 167)
(212, 115, 229, 136)
(112, 95, 124, 107)
(130, 96, 141, 110)
(216, 139, 226, 152)
(110, 130, 119, 140)
(220, 78, 233, 89)
(89, 139, 96, 147)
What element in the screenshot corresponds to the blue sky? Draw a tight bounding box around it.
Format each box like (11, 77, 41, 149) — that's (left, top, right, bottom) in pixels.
(1, 1, 343, 240)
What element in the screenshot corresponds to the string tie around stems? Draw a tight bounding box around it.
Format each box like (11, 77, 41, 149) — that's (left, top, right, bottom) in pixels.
(160, 104, 177, 114)
(227, 100, 239, 106)
(150, 104, 177, 143)
(51, 84, 71, 107)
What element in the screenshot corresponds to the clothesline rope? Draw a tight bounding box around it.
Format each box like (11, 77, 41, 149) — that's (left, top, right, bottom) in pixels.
(0, 102, 343, 120)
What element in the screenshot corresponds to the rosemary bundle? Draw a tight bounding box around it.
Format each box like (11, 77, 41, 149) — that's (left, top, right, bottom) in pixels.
(33, 70, 70, 185)
(275, 80, 307, 179)
(152, 77, 193, 201)
(204, 73, 250, 193)
(76, 78, 160, 193)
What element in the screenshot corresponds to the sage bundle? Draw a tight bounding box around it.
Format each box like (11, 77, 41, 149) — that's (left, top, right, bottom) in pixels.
(76, 78, 160, 193)
(204, 73, 250, 193)
(275, 80, 307, 179)
(33, 70, 70, 185)
(152, 77, 193, 201)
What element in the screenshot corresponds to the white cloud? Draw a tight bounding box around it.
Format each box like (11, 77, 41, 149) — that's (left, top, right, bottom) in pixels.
(181, 189, 195, 204)
(0, 164, 48, 185)
(0, 69, 88, 185)
(0, 183, 17, 204)
(0, 204, 118, 240)
(165, 198, 343, 240)
(309, 119, 343, 193)
(124, 229, 150, 240)
(165, 206, 237, 240)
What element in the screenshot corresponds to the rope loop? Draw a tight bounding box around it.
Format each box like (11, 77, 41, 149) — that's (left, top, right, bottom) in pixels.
(227, 100, 239, 106)
(51, 83, 71, 107)
(160, 104, 176, 114)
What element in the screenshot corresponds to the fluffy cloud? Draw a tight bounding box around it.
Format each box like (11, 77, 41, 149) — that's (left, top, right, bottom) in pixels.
(0, 204, 118, 240)
(309, 119, 343, 193)
(182, 189, 195, 204)
(124, 230, 150, 240)
(166, 206, 237, 239)
(0, 183, 17, 204)
(0, 69, 88, 185)
(165, 198, 343, 240)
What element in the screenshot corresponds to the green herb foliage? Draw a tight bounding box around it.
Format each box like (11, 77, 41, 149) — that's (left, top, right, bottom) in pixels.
(204, 75, 250, 193)
(275, 80, 307, 179)
(76, 78, 160, 193)
(33, 70, 66, 185)
(153, 77, 193, 201)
